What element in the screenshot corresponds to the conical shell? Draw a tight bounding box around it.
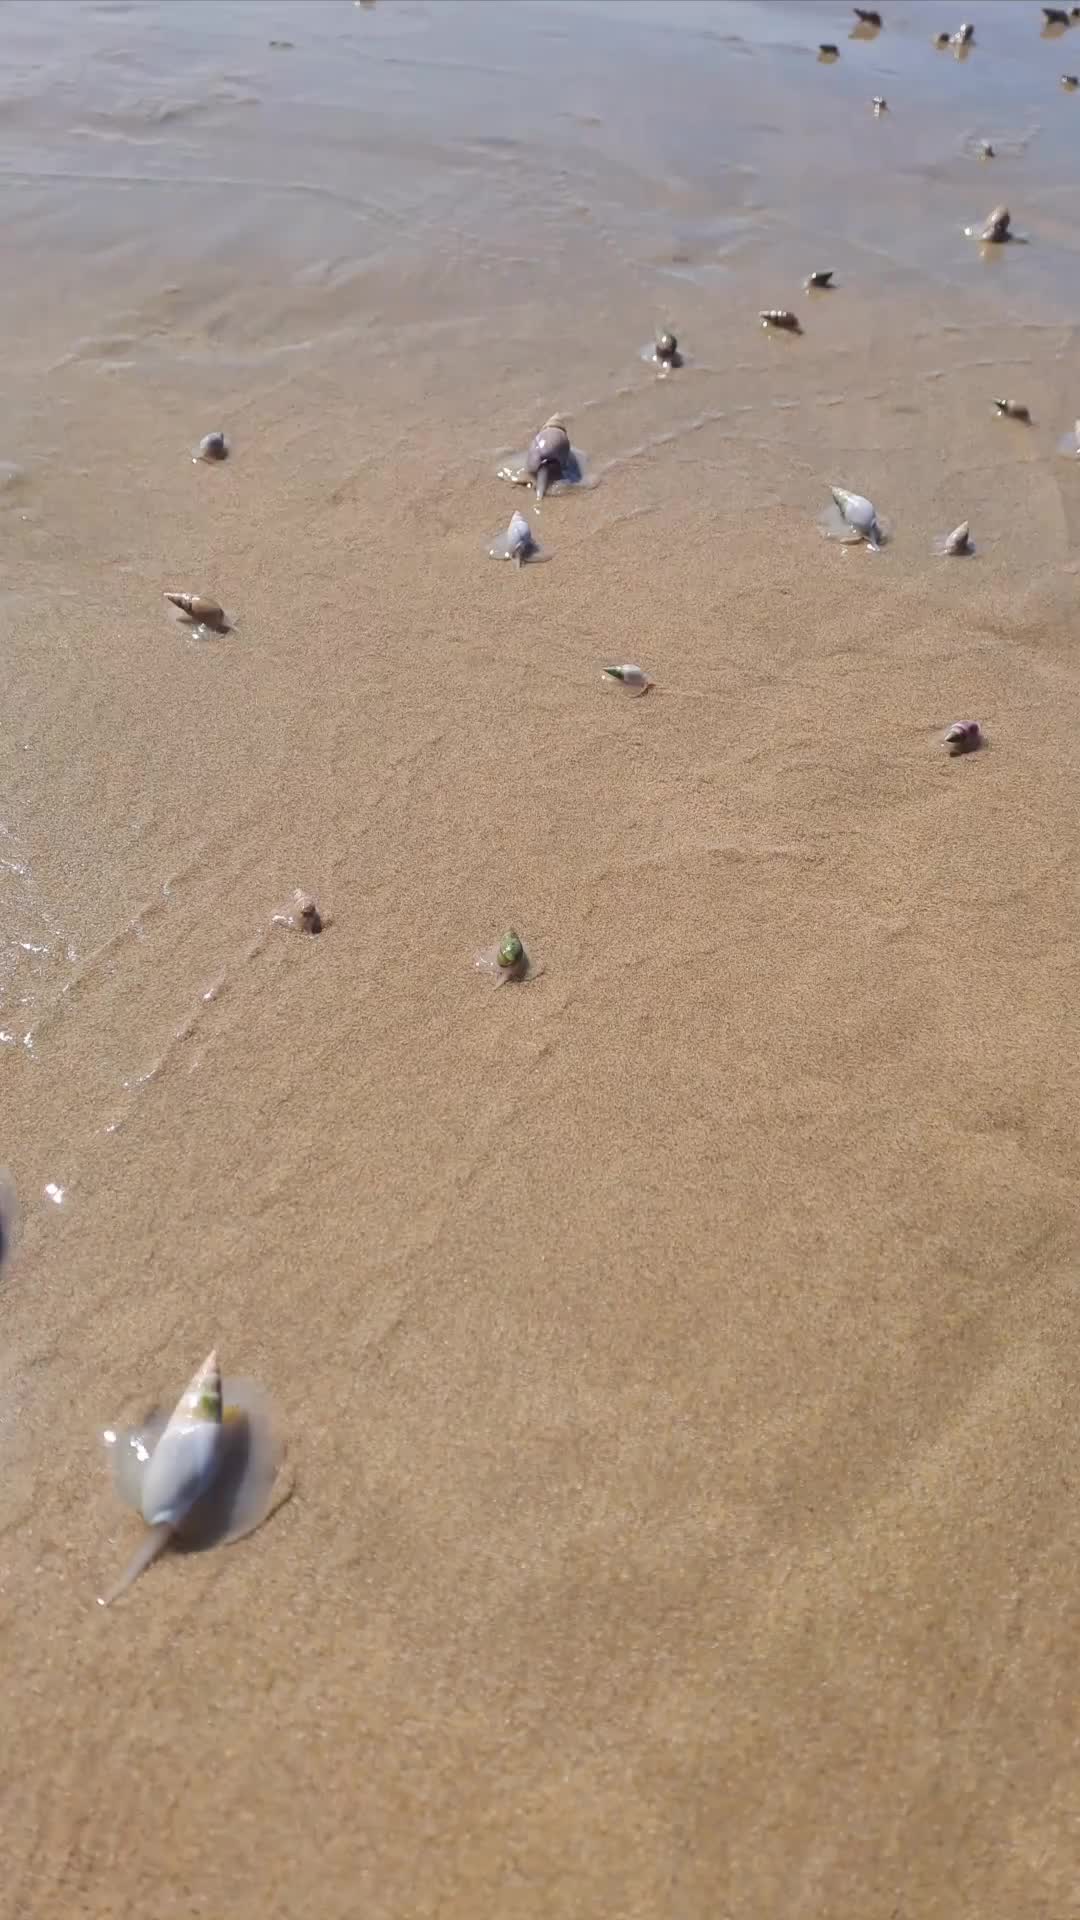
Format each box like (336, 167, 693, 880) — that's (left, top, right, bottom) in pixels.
(164, 592, 227, 630)
(139, 1349, 224, 1528)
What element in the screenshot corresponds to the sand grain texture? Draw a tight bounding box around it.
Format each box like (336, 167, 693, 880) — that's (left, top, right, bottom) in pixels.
(3, 3, 1080, 1916)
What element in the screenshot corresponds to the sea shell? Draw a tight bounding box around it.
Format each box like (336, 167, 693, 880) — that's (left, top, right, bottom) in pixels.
(655, 331, 680, 365)
(498, 417, 584, 495)
(602, 663, 653, 695)
(980, 204, 1011, 242)
(944, 721, 981, 755)
(1043, 7, 1069, 23)
(164, 591, 229, 633)
(98, 1351, 281, 1607)
(821, 486, 884, 550)
(0, 1172, 16, 1281)
(934, 31, 950, 45)
(489, 510, 541, 566)
(525, 417, 572, 501)
(934, 520, 974, 556)
(819, 42, 840, 58)
(272, 889, 325, 935)
(805, 269, 834, 289)
(994, 397, 1030, 420)
(854, 7, 883, 23)
(193, 430, 228, 463)
(872, 95, 889, 114)
(1061, 72, 1079, 88)
(951, 22, 975, 44)
(475, 929, 532, 987)
(979, 140, 995, 157)
(760, 309, 802, 332)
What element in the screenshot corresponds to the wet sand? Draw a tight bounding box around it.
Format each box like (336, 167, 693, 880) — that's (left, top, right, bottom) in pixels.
(3, 2, 1080, 1914)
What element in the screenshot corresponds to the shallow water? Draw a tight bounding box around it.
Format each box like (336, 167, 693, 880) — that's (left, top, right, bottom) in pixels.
(5, 5, 1080, 1918)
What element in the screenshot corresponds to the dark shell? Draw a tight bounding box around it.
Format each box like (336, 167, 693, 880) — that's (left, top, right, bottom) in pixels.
(526, 423, 570, 479)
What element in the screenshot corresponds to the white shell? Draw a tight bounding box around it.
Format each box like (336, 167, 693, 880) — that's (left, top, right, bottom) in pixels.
(823, 486, 883, 549)
(603, 663, 652, 693)
(140, 1350, 223, 1527)
(934, 520, 974, 556)
(489, 510, 539, 565)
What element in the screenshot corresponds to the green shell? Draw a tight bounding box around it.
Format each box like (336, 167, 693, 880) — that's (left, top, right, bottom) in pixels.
(497, 931, 524, 971)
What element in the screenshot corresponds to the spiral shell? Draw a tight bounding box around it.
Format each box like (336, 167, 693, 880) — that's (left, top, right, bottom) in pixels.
(934, 520, 974, 556)
(994, 397, 1029, 420)
(164, 591, 228, 631)
(805, 270, 834, 289)
(489, 510, 538, 566)
(980, 204, 1011, 242)
(823, 486, 883, 549)
(194, 430, 228, 462)
(526, 417, 571, 499)
(944, 721, 981, 754)
(98, 1351, 282, 1607)
(602, 663, 653, 694)
(497, 930, 525, 973)
(759, 309, 802, 332)
(655, 331, 678, 362)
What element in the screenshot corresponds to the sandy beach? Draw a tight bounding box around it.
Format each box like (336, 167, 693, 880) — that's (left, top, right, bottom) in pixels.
(3, 2, 1080, 1914)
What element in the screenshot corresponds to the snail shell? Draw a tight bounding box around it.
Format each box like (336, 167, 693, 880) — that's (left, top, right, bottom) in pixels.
(489, 510, 538, 566)
(805, 270, 834, 289)
(872, 95, 888, 114)
(99, 1351, 282, 1606)
(0, 1171, 16, 1281)
(164, 591, 228, 631)
(994, 397, 1029, 420)
(1043, 7, 1069, 21)
(951, 22, 974, 44)
(944, 721, 981, 754)
(824, 486, 883, 550)
(497, 930, 525, 973)
(760, 309, 802, 332)
(655, 331, 678, 362)
(935, 520, 974, 556)
(1062, 72, 1079, 88)
(525, 418, 571, 500)
(273, 889, 324, 934)
(194, 430, 228, 462)
(854, 7, 883, 23)
(819, 42, 840, 57)
(981, 204, 1011, 242)
(602, 663, 653, 694)
(934, 30, 950, 46)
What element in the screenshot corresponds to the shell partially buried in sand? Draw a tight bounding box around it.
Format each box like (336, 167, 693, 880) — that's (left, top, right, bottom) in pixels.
(193, 430, 229, 463)
(99, 1352, 282, 1607)
(641, 331, 683, 372)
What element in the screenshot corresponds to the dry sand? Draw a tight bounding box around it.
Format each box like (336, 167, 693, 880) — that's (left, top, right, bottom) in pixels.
(3, 1, 1080, 1915)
